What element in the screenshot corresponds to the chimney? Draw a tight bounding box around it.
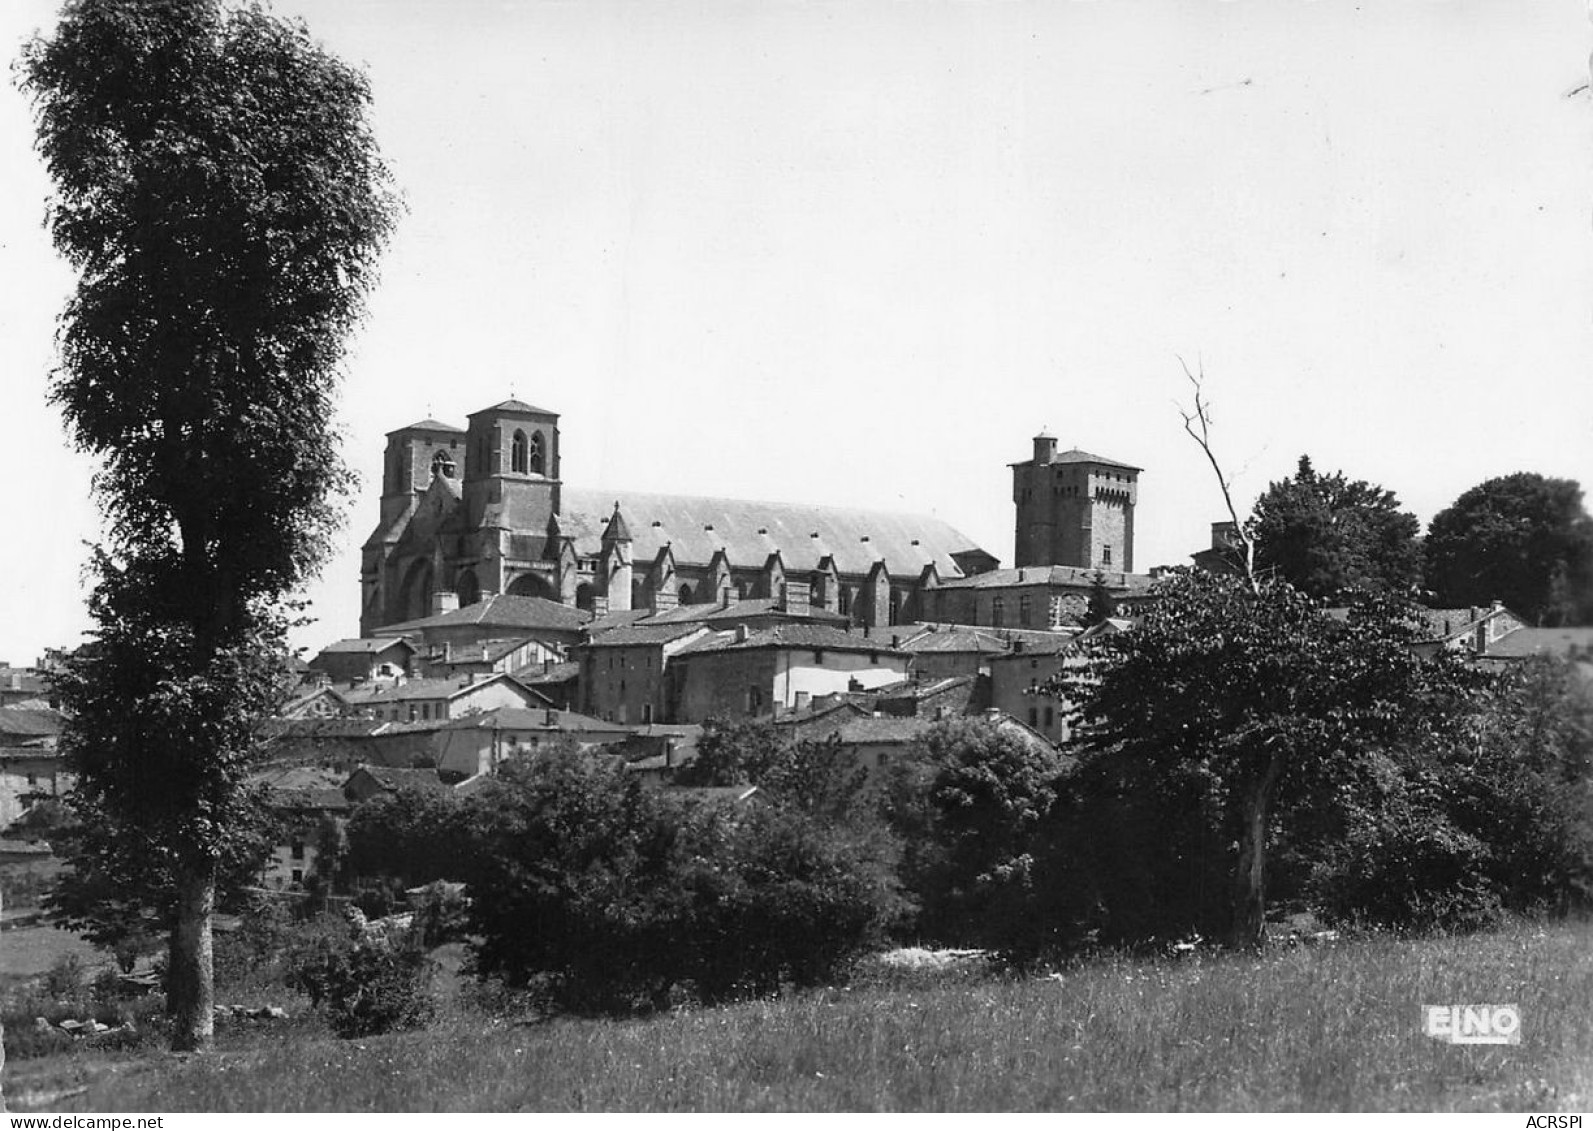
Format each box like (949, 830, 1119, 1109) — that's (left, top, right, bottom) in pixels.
(665, 737, 675, 768)
(734, 624, 749, 644)
(1474, 621, 1488, 655)
(1033, 433, 1057, 464)
(794, 690, 811, 713)
(590, 595, 609, 618)
(431, 590, 460, 616)
(782, 579, 812, 615)
(443, 641, 452, 663)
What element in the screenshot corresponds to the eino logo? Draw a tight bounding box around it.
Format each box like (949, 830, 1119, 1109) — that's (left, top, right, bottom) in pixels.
(1424, 1003, 1522, 1045)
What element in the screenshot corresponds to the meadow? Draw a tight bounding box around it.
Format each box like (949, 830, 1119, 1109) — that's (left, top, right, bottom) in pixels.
(5, 918, 1591, 1112)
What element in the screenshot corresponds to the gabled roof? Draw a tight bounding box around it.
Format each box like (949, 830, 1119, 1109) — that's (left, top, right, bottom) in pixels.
(341, 672, 545, 706)
(584, 609, 652, 635)
(470, 398, 556, 416)
(635, 597, 849, 628)
(428, 637, 540, 664)
(436, 706, 630, 733)
(380, 595, 591, 635)
(1482, 627, 1593, 659)
(832, 716, 934, 745)
(349, 764, 448, 794)
(559, 487, 983, 579)
(579, 623, 709, 648)
(675, 624, 908, 658)
(318, 637, 416, 656)
(513, 660, 580, 685)
(389, 419, 465, 435)
(1014, 447, 1141, 471)
(0, 708, 63, 740)
(898, 628, 1012, 655)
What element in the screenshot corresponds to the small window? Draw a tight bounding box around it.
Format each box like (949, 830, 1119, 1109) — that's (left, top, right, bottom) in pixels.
(814, 649, 825, 665)
(1028, 707, 1039, 728)
(1102, 545, 1113, 566)
(1044, 706, 1055, 728)
(290, 840, 305, 861)
(870, 652, 879, 665)
(991, 597, 1005, 627)
(291, 869, 304, 885)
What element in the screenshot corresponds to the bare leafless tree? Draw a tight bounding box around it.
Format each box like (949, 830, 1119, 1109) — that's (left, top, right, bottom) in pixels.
(1177, 357, 1260, 594)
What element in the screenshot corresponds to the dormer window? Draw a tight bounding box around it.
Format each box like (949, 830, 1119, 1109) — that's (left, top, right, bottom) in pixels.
(511, 429, 529, 474)
(529, 430, 545, 475)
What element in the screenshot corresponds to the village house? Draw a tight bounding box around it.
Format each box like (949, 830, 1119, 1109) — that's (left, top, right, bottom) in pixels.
(667, 623, 912, 723)
(0, 706, 66, 829)
(573, 623, 712, 725)
(309, 637, 417, 684)
(340, 671, 551, 723)
(373, 592, 588, 661)
(430, 706, 635, 779)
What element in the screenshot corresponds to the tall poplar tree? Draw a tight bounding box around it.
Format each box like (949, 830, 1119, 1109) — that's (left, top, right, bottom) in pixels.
(20, 0, 398, 1050)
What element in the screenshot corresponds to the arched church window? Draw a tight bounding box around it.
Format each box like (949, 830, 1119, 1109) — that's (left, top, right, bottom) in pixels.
(511, 430, 529, 474)
(430, 450, 456, 480)
(528, 430, 545, 475)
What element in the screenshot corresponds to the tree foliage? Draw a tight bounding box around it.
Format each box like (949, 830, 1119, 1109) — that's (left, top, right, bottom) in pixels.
(1250, 456, 1422, 599)
(1053, 570, 1480, 947)
(1425, 473, 1593, 626)
(1085, 571, 1118, 627)
(19, 0, 398, 1050)
(884, 717, 1072, 950)
(462, 750, 899, 1013)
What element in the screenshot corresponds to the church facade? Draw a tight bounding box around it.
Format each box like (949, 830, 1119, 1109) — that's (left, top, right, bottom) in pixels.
(359, 399, 1148, 637)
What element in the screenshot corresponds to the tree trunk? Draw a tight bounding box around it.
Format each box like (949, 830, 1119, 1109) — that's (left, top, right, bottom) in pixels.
(168, 864, 217, 1052)
(1229, 750, 1284, 951)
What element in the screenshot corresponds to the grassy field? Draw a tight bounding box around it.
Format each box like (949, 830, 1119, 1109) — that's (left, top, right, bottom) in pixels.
(6, 919, 1592, 1112)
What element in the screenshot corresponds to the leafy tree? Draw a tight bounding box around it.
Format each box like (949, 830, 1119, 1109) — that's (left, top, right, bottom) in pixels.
(462, 750, 898, 1013)
(1054, 571, 1479, 948)
(671, 717, 787, 787)
(20, 0, 397, 1049)
(1316, 655, 1593, 928)
(1425, 473, 1593, 626)
(346, 785, 471, 889)
(1085, 571, 1117, 627)
(1250, 456, 1422, 599)
(885, 717, 1071, 948)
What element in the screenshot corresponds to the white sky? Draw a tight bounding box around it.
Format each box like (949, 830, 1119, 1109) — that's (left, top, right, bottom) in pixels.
(2, 0, 1590, 663)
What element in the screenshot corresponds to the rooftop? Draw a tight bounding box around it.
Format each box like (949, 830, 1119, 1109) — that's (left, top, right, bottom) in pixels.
(558, 486, 984, 579)
(675, 623, 910, 658)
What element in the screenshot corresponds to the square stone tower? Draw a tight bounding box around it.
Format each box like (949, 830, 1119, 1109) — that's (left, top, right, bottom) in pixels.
(1011, 433, 1139, 572)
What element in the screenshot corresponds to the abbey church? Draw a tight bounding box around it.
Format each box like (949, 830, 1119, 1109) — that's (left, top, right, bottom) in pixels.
(360, 398, 1152, 636)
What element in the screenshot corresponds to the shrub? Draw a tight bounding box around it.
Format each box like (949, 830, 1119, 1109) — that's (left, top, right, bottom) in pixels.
(286, 911, 436, 1038)
(463, 750, 899, 1014)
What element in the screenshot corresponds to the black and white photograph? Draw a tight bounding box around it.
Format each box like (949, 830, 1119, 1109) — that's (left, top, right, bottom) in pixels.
(1, 0, 1591, 1115)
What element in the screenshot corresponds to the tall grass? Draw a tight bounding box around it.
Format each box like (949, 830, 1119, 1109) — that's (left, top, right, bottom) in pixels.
(14, 918, 1593, 1112)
